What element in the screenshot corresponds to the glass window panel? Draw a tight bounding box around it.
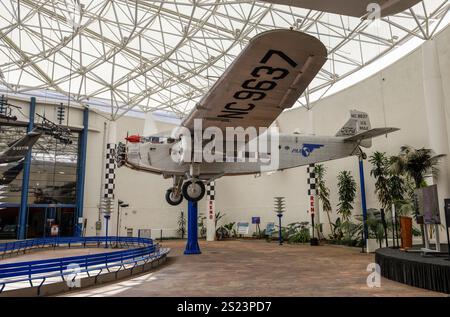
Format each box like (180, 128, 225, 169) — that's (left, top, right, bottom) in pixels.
(28, 131, 79, 204)
(0, 125, 27, 204)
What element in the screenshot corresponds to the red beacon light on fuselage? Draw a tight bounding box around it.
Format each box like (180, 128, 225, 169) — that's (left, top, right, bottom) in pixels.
(125, 135, 141, 143)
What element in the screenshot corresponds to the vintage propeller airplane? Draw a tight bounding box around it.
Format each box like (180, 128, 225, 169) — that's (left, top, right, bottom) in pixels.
(118, 28, 399, 206)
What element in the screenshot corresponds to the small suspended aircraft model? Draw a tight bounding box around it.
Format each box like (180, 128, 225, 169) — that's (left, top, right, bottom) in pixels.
(117, 29, 399, 206)
(0, 129, 42, 164)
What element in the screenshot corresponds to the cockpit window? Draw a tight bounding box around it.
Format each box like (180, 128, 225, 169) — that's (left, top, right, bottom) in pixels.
(141, 136, 175, 144)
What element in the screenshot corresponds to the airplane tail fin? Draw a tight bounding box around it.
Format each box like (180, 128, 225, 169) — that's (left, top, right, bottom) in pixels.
(336, 110, 398, 148)
(3, 129, 42, 160)
(336, 110, 371, 146)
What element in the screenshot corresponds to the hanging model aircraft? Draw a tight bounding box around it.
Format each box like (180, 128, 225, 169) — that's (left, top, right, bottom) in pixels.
(117, 29, 399, 206)
(260, 0, 422, 18)
(0, 129, 42, 164)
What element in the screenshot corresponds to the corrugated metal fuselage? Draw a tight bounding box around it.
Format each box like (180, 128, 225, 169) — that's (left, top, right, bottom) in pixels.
(125, 134, 358, 179)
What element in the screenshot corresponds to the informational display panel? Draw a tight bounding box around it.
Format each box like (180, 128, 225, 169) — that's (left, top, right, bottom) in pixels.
(414, 185, 441, 225)
(265, 222, 275, 236)
(237, 222, 249, 235)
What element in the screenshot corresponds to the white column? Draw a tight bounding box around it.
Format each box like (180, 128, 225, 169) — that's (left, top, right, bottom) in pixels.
(307, 109, 320, 232)
(206, 181, 216, 241)
(102, 120, 117, 237)
(422, 39, 450, 240)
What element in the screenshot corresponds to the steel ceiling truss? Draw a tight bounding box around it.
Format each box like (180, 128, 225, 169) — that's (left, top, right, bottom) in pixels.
(0, 0, 448, 119)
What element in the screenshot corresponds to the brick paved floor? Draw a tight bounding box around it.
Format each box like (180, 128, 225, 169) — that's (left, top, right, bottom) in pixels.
(63, 239, 447, 297)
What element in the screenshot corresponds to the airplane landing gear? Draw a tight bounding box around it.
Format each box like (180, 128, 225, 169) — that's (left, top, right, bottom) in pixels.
(182, 180, 205, 202)
(166, 188, 183, 206)
(356, 146, 367, 160)
(166, 175, 184, 206)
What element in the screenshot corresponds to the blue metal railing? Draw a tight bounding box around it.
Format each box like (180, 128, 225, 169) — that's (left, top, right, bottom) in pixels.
(0, 236, 168, 293)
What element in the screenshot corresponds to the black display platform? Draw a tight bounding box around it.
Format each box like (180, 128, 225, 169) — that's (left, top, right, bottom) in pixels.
(375, 245, 450, 294)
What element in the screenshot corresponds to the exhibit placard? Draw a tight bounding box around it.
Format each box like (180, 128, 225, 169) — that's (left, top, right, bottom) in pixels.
(265, 222, 275, 236)
(237, 222, 249, 235)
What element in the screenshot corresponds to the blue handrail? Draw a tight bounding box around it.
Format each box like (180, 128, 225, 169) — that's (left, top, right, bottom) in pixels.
(0, 236, 167, 292)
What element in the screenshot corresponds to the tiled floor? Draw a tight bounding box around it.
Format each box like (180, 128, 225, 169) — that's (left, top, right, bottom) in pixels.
(64, 240, 448, 297)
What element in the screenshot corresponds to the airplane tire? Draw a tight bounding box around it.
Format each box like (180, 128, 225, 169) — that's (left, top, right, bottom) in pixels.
(182, 180, 205, 202)
(166, 189, 183, 206)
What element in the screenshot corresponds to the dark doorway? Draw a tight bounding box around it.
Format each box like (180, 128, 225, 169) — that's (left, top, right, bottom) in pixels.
(0, 206, 19, 239)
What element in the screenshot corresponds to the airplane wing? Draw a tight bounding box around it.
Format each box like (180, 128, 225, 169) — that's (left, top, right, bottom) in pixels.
(261, 0, 422, 18)
(181, 29, 327, 132)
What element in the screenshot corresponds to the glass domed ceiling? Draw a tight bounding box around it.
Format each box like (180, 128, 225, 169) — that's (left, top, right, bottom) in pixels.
(0, 0, 448, 119)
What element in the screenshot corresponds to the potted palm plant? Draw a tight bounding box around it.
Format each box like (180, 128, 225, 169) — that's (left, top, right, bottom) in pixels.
(369, 152, 405, 248)
(390, 146, 444, 248)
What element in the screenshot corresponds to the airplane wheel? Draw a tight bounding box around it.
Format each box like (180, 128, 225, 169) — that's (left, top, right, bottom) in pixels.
(361, 152, 367, 160)
(182, 180, 205, 202)
(166, 189, 183, 206)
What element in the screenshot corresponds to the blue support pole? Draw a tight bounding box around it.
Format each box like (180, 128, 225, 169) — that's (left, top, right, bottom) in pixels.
(17, 97, 36, 240)
(104, 215, 110, 248)
(358, 158, 369, 245)
(277, 213, 283, 245)
(75, 107, 89, 236)
(184, 201, 201, 255)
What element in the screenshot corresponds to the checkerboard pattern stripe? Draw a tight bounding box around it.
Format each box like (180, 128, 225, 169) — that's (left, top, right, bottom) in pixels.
(307, 163, 317, 196)
(104, 143, 117, 199)
(206, 181, 215, 200)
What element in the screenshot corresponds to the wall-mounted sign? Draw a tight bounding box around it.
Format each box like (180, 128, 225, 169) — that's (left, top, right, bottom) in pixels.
(237, 222, 249, 235)
(252, 217, 260, 224)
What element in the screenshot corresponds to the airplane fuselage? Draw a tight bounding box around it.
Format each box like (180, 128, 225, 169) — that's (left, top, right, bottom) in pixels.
(125, 133, 359, 179)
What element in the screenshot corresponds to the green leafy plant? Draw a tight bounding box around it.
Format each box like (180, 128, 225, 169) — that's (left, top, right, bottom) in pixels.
(177, 210, 186, 239)
(390, 146, 444, 188)
(275, 222, 310, 244)
(337, 171, 357, 221)
(356, 208, 386, 248)
(223, 222, 237, 238)
(369, 152, 391, 209)
(315, 164, 332, 234)
(390, 145, 444, 241)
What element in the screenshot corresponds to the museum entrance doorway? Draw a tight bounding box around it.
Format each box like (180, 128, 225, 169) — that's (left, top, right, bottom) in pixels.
(27, 205, 75, 238)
